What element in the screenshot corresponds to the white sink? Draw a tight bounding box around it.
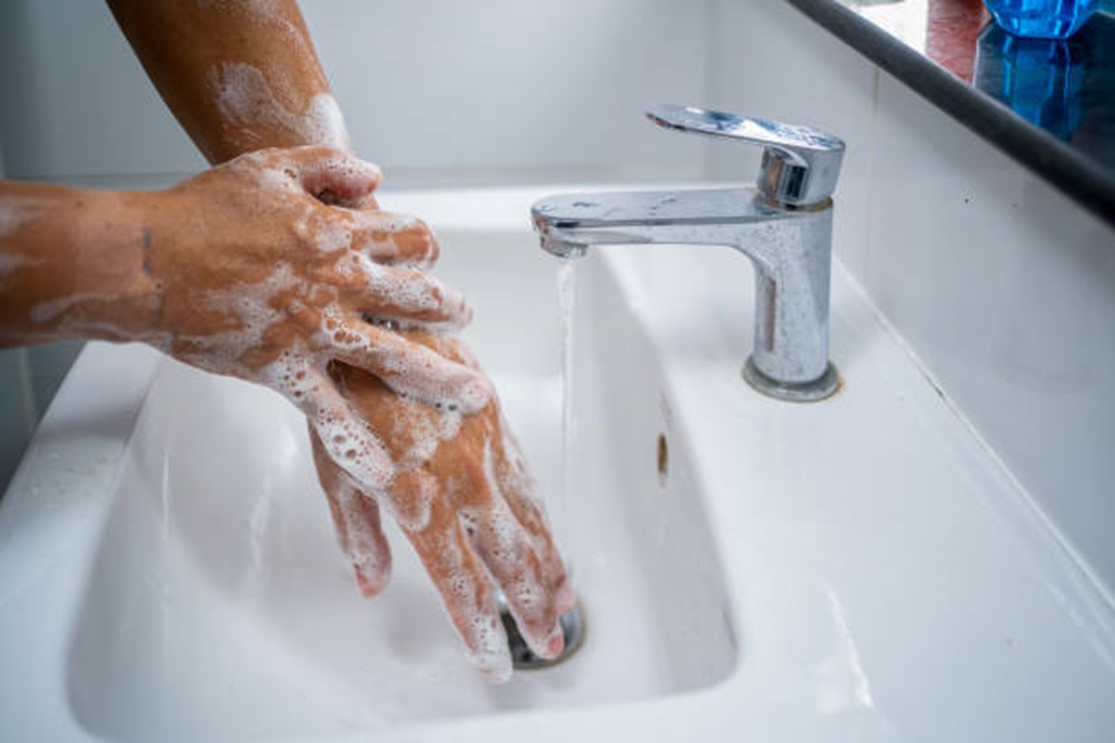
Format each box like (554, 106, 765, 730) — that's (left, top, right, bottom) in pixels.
(3, 187, 1115, 741)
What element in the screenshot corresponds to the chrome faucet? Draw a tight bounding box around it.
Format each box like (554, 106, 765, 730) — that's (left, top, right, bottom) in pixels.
(531, 104, 845, 402)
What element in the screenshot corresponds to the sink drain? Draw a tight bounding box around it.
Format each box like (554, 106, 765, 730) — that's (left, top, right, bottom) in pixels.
(498, 598, 586, 670)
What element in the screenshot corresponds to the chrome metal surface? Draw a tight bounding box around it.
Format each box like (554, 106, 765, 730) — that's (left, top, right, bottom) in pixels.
(646, 104, 845, 208)
(533, 187, 837, 399)
(532, 104, 843, 401)
(743, 358, 840, 402)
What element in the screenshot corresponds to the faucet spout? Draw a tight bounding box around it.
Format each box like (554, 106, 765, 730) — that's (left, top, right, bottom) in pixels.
(532, 104, 844, 402)
(531, 186, 840, 402)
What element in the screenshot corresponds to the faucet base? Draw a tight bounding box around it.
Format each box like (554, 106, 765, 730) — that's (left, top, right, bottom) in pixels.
(743, 358, 841, 402)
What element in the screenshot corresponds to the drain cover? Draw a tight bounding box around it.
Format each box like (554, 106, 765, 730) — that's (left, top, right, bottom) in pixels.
(499, 601, 586, 670)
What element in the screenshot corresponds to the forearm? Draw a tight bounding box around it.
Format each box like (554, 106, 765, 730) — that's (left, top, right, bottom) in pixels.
(0, 181, 157, 346)
(107, 0, 349, 164)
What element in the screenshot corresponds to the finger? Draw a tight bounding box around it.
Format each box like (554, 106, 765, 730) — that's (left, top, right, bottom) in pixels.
(322, 312, 492, 414)
(491, 422, 574, 613)
(274, 359, 396, 491)
(408, 518, 513, 683)
(309, 426, 393, 595)
(462, 499, 564, 661)
(287, 146, 382, 207)
(349, 210, 440, 268)
(344, 260, 470, 329)
(371, 468, 434, 533)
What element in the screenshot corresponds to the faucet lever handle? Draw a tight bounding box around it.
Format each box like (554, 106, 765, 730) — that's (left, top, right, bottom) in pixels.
(646, 103, 845, 208)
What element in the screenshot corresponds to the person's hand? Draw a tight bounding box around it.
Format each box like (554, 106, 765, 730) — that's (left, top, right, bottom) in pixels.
(140, 146, 492, 489)
(309, 332, 574, 682)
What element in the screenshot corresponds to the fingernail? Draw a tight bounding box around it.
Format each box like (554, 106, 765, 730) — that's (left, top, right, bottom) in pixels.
(543, 624, 565, 660)
(354, 567, 377, 597)
(482, 666, 513, 684)
(354, 564, 387, 597)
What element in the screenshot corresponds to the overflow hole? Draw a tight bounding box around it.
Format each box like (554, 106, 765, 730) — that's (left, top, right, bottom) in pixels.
(657, 433, 669, 484)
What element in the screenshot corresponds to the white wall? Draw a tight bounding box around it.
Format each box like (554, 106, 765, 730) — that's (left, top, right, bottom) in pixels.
(0, 0, 708, 183)
(0, 0, 205, 180)
(711, 1, 1115, 599)
(304, 0, 709, 181)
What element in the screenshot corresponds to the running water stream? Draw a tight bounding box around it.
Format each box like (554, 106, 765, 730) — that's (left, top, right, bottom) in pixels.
(499, 258, 586, 669)
(557, 258, 578, 565)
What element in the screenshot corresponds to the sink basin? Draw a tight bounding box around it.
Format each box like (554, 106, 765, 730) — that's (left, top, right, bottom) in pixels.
(6, 190, 736, 742)
(4, 186, 1115, 742)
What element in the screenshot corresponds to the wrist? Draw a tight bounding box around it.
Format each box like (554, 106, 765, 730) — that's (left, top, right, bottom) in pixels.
(57, 189, 163, 344)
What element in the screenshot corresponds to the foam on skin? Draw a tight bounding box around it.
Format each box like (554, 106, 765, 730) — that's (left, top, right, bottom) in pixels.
(375, 470, 435, 533)
(210, 62, 352, 151)
(303, 94, 351, 154)
(315, 337, 572, 679)
(379, 338, 487, 403)
(360, 262, 462, 321)
(28, 292, 128, 325)
(348, 212, 436, 268)
(429, 528, 513, 683)
(260, 351, 394, 490)
(322, 312, 484, 412)
(0, 254, 36, 286)
(228, 148, 380, 201)
(335, 479, 391, 594)
(146, 147, 556, 679)
(478, 439, 561, 658)
(299, 208, 351, 255)
(183, 261, 295, 370)
(150, 151, 485, 491)
(495, 419, 535, 503)
(0, 197, 43, 239)
(156, 149, 480, 413)
(0, 198, 45, 287)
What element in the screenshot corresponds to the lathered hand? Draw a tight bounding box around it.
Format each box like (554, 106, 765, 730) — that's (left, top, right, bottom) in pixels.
(0, 145, 491, 490)
(139, 146, 494, 490)
(309, 333, 574, 683)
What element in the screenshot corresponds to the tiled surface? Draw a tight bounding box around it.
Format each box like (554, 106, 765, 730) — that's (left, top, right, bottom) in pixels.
(869, 72, 1115, 594)
(712, 0, 1115, 599)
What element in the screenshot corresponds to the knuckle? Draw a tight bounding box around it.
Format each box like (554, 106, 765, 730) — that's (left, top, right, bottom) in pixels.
(390, 214, 439, 265)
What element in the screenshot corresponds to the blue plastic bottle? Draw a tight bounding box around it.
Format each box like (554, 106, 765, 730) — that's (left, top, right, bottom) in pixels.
(983, 0, 1098, 39)
(974, 23, 1085, 140)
